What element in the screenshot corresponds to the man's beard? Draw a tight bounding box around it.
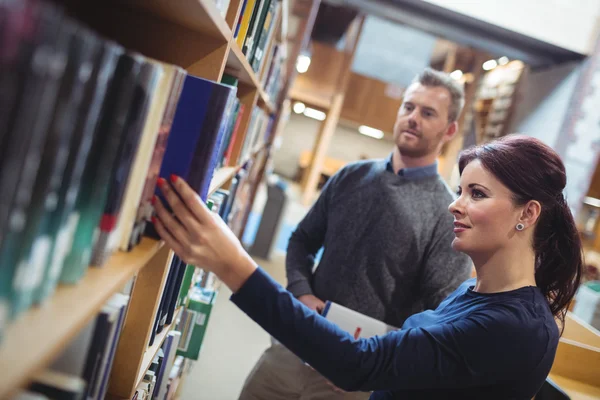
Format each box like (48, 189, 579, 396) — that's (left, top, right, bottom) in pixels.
(396, 128, 446, 158)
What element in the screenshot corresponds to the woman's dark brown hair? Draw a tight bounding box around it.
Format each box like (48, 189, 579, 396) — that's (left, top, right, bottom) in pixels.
(458, 134, 583, 327)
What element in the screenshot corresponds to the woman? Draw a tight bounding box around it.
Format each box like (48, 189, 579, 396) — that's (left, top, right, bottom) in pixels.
(152, 134, 582, 399)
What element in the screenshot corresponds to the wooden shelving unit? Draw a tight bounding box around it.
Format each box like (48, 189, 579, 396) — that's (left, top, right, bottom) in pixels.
(0, 239, 162, 399)
(226, 42, 276, 113)
(0, 0, 293, 398)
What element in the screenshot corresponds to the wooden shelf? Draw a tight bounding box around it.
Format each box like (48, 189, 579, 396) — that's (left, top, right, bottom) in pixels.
(135, 307, 183, 386)
(226, 41, 274, 112)
(258, 88, 276, 113)
(124, 0, 232, 42)
(209, 166, 238, 195)
(289, 87, 333, 110)
(548, 374, 600, 399)
(0, 238, 163, 399)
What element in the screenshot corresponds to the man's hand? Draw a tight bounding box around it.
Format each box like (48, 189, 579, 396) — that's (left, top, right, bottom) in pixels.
(298, 294, 325, 313)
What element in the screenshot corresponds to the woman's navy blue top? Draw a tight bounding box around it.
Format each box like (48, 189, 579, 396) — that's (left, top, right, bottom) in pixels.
(230, 267, 559, 400)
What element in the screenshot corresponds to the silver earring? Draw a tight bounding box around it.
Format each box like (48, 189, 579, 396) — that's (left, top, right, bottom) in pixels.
(516, 223, 525, 231)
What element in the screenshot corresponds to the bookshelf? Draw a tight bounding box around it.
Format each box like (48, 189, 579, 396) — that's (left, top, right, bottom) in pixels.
(124, 0, 233, 41)
(0, 0, 293, 397)
(0, 239, 162, 399)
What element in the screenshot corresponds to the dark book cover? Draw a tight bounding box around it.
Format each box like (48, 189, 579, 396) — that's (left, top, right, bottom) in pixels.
(12, 19, 98, 316)
(81, 311, 111, 399)
(60, 51, 143, 284)
(95, 295, 129, 400)
(144, 75, 236, 240)
(83, 305, 120, 400)
(128, 68, 186, 250)
(158, 256, 181, 332)
(248, 0, 273, 67)
(90, 60, 161, 267)
(0, 2, 69, 321)
(0, 0, 35, 164)
(35, 38, 123, 304)
(251, 0, 277, 72)
(165, 258, 187, 325)
(148, 261, 172, 346)
(242, 0, 266, 56)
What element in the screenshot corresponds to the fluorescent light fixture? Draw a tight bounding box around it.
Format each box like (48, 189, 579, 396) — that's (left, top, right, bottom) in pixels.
(584, 196, 600, 208)
(358, 125, 384, 139)
(482, 59, 498, 71)
(498, 56, 509, 65)
(450, 70, 463, 80)
(303, 107, 326, 121)
(293, 102, 306, 114)
(296, 55, 311, 73)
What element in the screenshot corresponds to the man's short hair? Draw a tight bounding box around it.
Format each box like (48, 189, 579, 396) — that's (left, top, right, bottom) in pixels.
(410, 68, 465, 122)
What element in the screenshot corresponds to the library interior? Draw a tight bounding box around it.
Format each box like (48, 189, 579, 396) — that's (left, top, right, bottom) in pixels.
(1, 0, 600, 399)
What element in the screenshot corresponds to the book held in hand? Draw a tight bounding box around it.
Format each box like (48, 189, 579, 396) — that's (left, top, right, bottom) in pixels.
(321, 301, 399, 339)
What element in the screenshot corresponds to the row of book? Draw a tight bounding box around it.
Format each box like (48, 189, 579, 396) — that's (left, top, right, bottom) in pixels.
(235, 0, 282, 74)
(13, 292, 129, 400)
(137, 330, 190, 400)
(0, 0, 277, 341)
(262, 42, 287, 101)
(10, 166, 261, 399)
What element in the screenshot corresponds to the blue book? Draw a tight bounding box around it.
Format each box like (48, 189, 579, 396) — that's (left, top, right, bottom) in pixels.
(145, 74, 236, 239)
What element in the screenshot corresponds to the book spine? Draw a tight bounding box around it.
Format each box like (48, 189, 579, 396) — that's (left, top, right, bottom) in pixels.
(90, 60, 161, 267)
(37, 41, 122, 303)
(17, 23, 99, 313)
(60, 52, 143, 284)
(0, 3, 69, 320)
(128, 68, 186, 249)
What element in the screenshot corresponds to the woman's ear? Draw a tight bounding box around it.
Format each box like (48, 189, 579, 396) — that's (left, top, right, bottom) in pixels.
(519, 200, 542, 228)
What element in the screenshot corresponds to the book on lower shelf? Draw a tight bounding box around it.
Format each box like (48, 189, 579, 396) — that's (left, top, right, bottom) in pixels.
(11, 292, 130, 400)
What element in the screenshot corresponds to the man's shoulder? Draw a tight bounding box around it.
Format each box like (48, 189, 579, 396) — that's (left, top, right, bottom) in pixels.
(332, 158, 387, 182)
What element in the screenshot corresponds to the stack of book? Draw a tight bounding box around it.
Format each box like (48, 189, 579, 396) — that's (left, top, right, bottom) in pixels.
(13, 293, 130, 400)
(234, 0, 282, 74)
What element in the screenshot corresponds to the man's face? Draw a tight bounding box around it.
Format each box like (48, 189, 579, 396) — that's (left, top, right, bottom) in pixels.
(393, 83, 455, 158)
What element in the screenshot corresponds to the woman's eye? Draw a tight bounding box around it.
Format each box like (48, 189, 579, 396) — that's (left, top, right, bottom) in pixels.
(472, 189, 486, 199)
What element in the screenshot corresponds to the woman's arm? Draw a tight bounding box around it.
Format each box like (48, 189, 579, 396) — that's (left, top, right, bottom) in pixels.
(152, 176, 544, 392)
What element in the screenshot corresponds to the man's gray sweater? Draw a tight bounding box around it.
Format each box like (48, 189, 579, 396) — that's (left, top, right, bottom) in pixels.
(286, 156, 472, 327)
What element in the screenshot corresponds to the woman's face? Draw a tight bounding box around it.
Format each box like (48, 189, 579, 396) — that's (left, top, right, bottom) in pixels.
(448, 160, 523, 255)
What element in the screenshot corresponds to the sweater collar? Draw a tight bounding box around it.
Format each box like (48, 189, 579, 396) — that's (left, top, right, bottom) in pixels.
(385, 153, 438, 180)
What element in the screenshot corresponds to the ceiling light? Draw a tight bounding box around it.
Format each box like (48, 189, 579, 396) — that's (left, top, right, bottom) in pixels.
(296, 55, 311, 73)
(450, 70, 463, 80)
(358, 125, 384, 139)
(482, 59, 498, 71)
(303, 107, 326, 121)
(293, 102, 306, 114)
(498, 56, 509, 65)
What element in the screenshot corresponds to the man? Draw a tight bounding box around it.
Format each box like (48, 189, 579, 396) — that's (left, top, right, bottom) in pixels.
(238, 68, 473, 399)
